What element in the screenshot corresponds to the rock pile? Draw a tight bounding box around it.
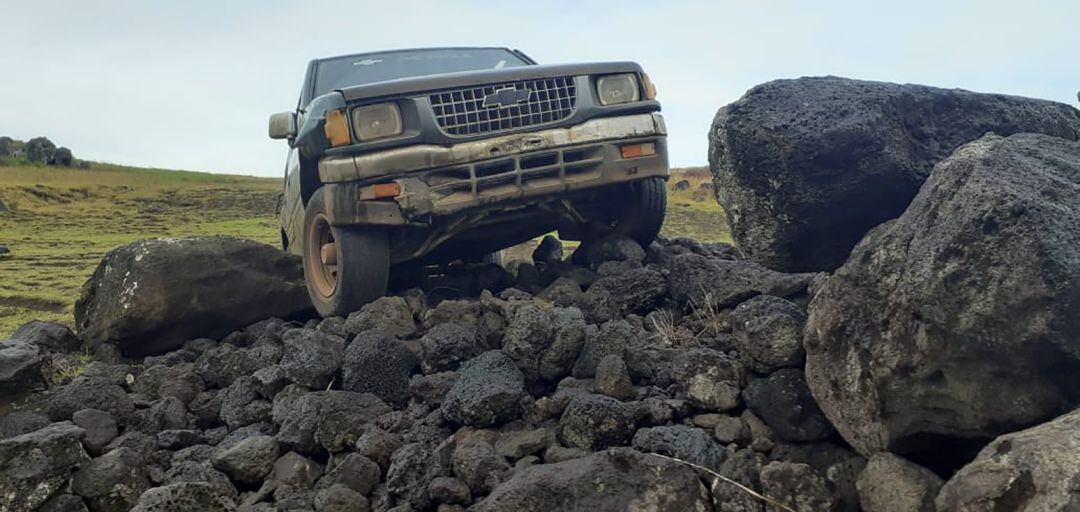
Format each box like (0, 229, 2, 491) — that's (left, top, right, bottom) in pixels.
(2, 234, 857, 512)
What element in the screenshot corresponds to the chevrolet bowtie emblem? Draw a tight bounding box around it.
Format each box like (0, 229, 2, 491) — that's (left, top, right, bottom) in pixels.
(483, 87, 531, 108)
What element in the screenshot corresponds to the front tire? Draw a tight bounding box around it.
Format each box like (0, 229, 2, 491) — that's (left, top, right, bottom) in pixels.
(303, 188, 389, 317)
(615, 177, 667, 245)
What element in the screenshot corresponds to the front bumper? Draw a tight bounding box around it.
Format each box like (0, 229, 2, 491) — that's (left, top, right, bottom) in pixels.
(323, 114, 669, 226)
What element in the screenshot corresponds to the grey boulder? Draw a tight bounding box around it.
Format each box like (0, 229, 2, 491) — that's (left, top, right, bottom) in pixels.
(937, 407, 1080, 512)
(805, 134, 1080, 457)
(75, 236, 311, 356)
(709, 75, 1080, 272)
(0, 422, 90, 511)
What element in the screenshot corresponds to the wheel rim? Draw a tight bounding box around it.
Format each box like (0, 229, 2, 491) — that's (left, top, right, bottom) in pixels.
(306, 212, 338, 300)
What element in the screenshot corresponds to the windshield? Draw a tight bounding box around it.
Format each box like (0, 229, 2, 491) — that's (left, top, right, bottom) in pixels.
(314, 48, 530, 96)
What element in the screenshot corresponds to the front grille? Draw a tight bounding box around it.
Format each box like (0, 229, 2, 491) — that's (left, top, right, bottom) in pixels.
(429, 77, 577, 136)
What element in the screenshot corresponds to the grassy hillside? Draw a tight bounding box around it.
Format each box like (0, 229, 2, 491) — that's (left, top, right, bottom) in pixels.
(0, 163, 727, 336)
(0, 163, 281, 335)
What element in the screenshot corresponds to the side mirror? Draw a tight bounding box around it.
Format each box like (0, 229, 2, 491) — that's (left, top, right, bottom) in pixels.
(269, 112, 297, 140)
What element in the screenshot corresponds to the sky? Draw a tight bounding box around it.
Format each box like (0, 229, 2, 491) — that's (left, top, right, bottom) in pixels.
(1, 1, 1077, 177)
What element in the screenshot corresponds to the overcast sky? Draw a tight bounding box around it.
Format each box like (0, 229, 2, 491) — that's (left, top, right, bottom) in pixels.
(1, 1, 1077, 177)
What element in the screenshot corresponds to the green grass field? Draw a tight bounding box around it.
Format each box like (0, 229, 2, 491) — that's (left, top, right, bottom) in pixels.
(0, 163, 728, 336)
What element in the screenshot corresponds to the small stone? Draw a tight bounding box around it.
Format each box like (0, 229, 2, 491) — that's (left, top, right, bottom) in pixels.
(427, 476, 471, 506)
(441, 351, 525, 427)
(71, 447, 151, 512)
(271, 451, 324, 490)
(557, 393, 635, 450)
(211, 435, 279, 484)
(857, 453, 942, 512)
(72, 408, 118, 456)
(760, 462, 835, 512)
(314, 484, 370, 512)
(592, 355, 635, 400)
(712, 415, 749, 445)
(318, 453, 381, 495)
(494, 429, 548, 460)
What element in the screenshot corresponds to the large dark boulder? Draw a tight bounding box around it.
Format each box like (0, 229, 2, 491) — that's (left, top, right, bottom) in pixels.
(805, 134, 1080, 459)
(472, 448, 711, 511)
(936, 407, 1080, 511)
(75, 236, 311, 356)
(709, 76, 1080, 272)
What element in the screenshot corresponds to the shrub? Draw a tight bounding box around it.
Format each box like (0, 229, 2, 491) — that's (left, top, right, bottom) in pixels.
(0, 136, 14, 157)
(51, 147, 73, 166)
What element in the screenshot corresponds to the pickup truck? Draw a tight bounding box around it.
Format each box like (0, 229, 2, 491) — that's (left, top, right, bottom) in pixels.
(269, 47, 669, 316)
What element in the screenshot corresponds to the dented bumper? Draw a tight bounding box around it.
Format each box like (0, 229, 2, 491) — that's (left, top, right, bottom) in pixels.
(322, 114, 669, 226)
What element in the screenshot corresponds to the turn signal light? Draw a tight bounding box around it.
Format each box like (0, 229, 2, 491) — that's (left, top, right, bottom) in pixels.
(620, 142, 657, 159)
(359, 182, 402, 200)
(324, 110, 351, 147)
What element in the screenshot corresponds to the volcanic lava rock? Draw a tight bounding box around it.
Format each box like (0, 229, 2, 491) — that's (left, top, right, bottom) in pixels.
(75, 236, 311, 356)
(317, 453, 381, 495)
(441, 350, 526, 427)
(709, 76, 1080, 272)
(342, 331, 418, 408)
(211, 435, 279, 484)
(671, 348, 744, 412)
(805, 134, 1080, 457)
(857, 453, 942, 512)
(502, 304, 587, 383)
(0, 339, 44, 392)
(937, 407, 1080, 511)
(130, 482, 235, 512)
(71, 447, 152, 512)
(11, 320, 81, 352)
(730, 295, 806, 373)
(759, 461, 835, 512)
(631, 425, 726, 472)
(280, 328, 344, 389)
(72, 408, 119, 456)
(668, 253, 814, 310)
(472, 448, 711, 511)
(558, 393, 636, 450)
(42, 375, 135, 423)
(345, 296, 417, 339)
(275, 390, 391, 455)
(0, 422, 89, 511)
(418, 322, 483, 373)
(743, 369, 834, 442)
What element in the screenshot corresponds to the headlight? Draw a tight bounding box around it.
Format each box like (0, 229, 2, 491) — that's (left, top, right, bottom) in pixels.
(597, 74, 641, 106)
(351, 103, 403, 141)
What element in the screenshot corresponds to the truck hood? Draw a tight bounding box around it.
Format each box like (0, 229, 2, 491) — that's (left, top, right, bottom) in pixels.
(337, 61, 644, 102)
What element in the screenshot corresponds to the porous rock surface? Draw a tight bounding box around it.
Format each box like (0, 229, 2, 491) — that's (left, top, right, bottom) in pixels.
(805, 134, 1080, 459)
(709, 76, 1080, 272)
(74, 236, 311, 356)
(1, 234, 859, 511)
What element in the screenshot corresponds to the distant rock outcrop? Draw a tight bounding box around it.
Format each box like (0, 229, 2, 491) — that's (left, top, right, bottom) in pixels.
(709, 76, 1080, 272)
(74, 236, 312, 356)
